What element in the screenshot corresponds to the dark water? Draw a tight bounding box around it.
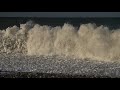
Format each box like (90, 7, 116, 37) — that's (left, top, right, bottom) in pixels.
(0, 71, 110, 78)
(0, 17, 120, 30)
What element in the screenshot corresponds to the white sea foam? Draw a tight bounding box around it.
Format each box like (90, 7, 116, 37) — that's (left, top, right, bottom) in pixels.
(1, 21, 120, 61)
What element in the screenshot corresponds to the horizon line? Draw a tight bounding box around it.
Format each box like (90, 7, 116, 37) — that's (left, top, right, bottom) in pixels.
(0, 12, 120, 17)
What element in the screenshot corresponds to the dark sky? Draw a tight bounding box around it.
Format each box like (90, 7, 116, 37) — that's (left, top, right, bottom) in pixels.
(0, 12, 120, 17)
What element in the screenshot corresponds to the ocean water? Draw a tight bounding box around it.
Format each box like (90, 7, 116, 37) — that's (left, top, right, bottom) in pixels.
(0, 17, 120, 29)
(1, 17, 120, 77)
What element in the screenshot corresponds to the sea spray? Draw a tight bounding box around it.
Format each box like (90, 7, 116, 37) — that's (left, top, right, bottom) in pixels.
(1, 21, 120, 61)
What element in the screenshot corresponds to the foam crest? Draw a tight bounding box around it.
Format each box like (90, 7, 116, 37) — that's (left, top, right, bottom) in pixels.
(1, 21, 120, 61)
